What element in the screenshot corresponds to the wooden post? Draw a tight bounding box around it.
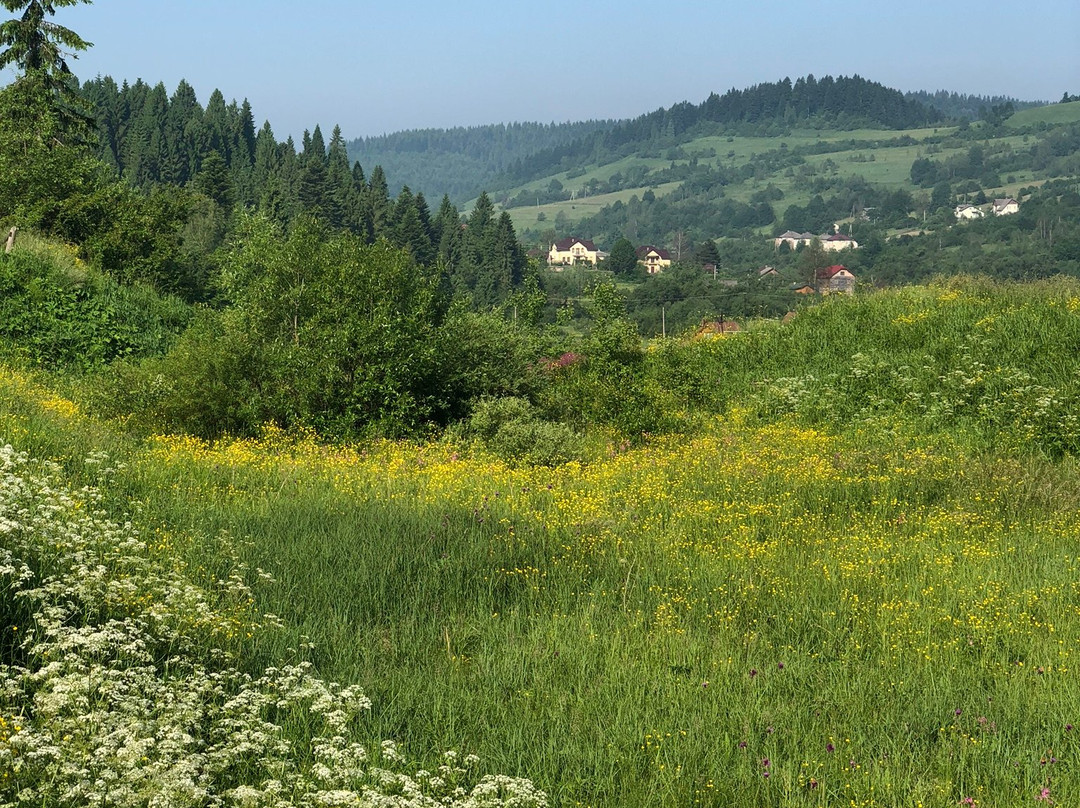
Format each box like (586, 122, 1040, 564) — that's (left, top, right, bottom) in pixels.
(4, 226, 16, 254)
(662, 305, 666, 339)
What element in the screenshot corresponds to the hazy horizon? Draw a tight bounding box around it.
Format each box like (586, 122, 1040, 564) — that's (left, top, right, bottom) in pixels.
(3, 0, 1077, 140)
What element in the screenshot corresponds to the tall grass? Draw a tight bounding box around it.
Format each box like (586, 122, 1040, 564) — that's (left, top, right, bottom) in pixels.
(2, 278, 1079, 806)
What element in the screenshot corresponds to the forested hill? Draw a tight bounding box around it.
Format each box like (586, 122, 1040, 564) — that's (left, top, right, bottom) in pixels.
(492, 75, 944, 189)
(345, 120, 618, 203)
(904, 90, 1044, 121)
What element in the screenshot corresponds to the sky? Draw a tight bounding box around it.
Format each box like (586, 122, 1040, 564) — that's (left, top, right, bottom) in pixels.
(7, 0, 1080, 141)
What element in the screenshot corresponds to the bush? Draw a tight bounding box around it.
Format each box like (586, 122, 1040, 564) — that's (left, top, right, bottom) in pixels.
(468, 396, 579, 466)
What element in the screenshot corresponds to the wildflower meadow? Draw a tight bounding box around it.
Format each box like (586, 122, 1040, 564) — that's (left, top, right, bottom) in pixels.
(1, 278, 1079, 807)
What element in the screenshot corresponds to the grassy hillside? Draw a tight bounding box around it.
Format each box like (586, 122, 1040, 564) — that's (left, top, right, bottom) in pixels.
(1007, 100, 1080, 128)
(502, 126, 970, 234)
(498, 111, 1075, 248)
(3, 278, 1080, 807)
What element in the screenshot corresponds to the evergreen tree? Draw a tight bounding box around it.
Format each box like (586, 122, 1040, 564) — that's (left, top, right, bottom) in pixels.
(203, 89, 230, 161)
(195, 149, 232, 211)
(236, 99, 256, 166)
(349, 161, 373, 240)
(368, 164, 391, 237)
(391, 186, 434, 266)
(297, 154, 329, 218)
(252, 121, 278, 205)
(306, 124, 327, 166)
(326, 124, 354, 230)
(434, 194, 461, 272)
(695, 239, 721, 268)
(162, 79, 204, 186)
(0, 0, 93, 132)
(608, 237, 638, 276)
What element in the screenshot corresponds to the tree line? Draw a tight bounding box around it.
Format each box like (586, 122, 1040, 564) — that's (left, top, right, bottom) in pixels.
(499, 75, 945, 188)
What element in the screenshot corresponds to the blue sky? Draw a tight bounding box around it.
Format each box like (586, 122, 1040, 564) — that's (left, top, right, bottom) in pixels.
(10, 0, 1080, 140)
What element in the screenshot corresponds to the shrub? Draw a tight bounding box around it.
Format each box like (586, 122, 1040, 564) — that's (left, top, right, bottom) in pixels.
(467, 397, 579, 466)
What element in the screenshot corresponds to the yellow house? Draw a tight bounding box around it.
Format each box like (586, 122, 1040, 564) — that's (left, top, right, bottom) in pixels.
(549, 237, 600, 266)
(635, 245, 672, 274)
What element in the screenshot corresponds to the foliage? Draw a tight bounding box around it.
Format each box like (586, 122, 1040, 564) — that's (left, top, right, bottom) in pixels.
(0, 244, 190, 369)
(94, 215, 545, 439)
(606, 237, 638, 276)
(466, 396, 578, 466)
(0, 0, 93, 131)
(0, 76, 102, 223)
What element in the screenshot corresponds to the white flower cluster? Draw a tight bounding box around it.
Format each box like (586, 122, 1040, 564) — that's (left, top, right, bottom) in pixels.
(0, 445, 546, 808)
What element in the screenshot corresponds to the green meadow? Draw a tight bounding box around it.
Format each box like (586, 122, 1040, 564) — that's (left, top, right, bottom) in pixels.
(3, 278, 1080, 807)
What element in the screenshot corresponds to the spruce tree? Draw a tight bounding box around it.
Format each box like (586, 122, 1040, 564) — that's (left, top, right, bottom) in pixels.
(195, 149, 232, 211)
(252, 121, 278, 205)
(203, 89, 230, 161)
(306, 124, 327, 165)
(326, 125, 354, 230)
(0, 0, 93, 132)
(368, 165, 391, 237)
(350, 162, 373, 240)
(434, 195, 462, 273)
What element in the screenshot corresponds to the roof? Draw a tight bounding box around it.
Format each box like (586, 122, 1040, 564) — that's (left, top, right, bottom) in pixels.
(823, 233, 855, 242)
(993, 198, 1018, 209)
(776, 230, 803, 239)
(636, 245, 671, 260)
(552, 237, 598, 252)
(815, 265, 851, 280)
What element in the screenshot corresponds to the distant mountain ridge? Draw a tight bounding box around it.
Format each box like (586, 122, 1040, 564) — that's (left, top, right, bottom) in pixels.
(496, 75, 944, 189)
(345, 120, 618, 203)
(347, 75, 948, 202)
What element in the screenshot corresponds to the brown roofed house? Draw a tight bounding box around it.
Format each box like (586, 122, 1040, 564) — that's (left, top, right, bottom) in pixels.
(635, 245, 672, 274)
(548, 237, 601, 266)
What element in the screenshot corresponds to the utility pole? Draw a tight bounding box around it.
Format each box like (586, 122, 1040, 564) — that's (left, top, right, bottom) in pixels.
(662, 305, 666, 338)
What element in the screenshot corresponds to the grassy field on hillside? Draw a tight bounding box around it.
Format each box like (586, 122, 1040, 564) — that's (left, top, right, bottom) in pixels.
(2, 280, 1080, 807)
(1008, 100, 1080, 128)
(507, 182, 681, 233)
(502, 126, 979, 237)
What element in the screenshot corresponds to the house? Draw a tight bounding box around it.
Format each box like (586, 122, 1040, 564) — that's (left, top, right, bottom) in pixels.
(789, 282, 815, 295)
(758, 265, 780, 278)
(815, 264, 856, 295)
(548, 237, 601, 266)
(955, 204, 986, 221)
(774, 231, 859, 251)
(992, 198, 1019, 216)
(635, 245, 672, 274)
(773, 231, 816, 250)
(821, 233, 860, 252)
